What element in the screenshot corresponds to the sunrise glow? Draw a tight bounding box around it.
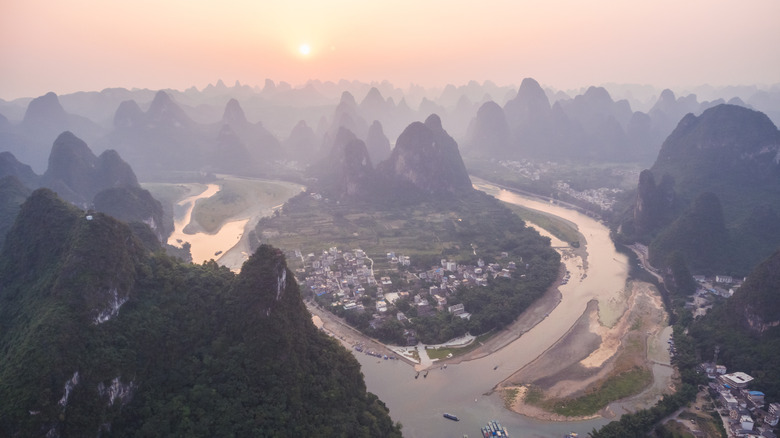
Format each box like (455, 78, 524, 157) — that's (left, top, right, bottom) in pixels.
(0, 0, 778, 99)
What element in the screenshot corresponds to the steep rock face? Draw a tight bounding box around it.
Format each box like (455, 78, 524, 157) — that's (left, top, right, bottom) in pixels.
(0, 151, 39, 187)
(222, 98, 249, 126)
(727, 250, 780, 335)
(113, 99, 145, 128)
(309, 127, 375, 199)
(462, 101, 512, 157)
(365, 120, 392, 163)
(323, 91, 369, 149)
(145, 90, 194, 129)
(219, 99, 281, 165)
(0, 192, 400, 437)
(503, 78, 554, 157)
(650, 104, 780, 222)
(629, 169, 678, 238)
(93, 186, 166, 241)
(210, 124, 254, 174)
(42, 132, 140, 206)
(2, 92, 103, 172)
(378, 114, 472, 195)
(107, 90, 205, 176)
(21, 92, 69, 129)
(282, 120, 320, 165)
(648, 192, 729, 274)
(42, 131, 101, 204)
(93, 149, 139, 189)
(0, 175, 32, 248)
(359, 87, 393, 124)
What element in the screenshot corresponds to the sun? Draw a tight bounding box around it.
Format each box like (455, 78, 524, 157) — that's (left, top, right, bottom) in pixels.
(298, 44, 311, 56)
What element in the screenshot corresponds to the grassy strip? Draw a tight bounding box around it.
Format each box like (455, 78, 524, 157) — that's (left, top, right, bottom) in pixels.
(141, 182, 198, 206)
(529, 367, 653, 417)
(191, 179, 300, 233)
(503, 203, 580, 245)
(503, 388, 519, 409)
(425, 332, 494, 360)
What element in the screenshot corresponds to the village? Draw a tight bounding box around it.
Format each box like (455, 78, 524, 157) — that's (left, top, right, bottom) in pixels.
(673, 274, 780, 438)
(292, 246, 525, 346)
(694, 366, 780, 438)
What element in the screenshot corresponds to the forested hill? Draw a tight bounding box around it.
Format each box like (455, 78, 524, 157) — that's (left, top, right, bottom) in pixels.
(689, 249, 780, 400)
(0, 189, 401, 437)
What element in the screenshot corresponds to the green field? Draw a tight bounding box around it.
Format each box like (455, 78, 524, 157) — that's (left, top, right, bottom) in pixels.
(190, 178, 302, 233)
(504, 203, 581, 245)
(255, 190, 560, 272)
(528, 367, 653, 417)
(255, 189, 562, 344)
(142, 182, 200, 206)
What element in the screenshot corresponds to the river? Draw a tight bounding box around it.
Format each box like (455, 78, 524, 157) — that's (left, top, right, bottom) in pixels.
(341, 180, 631, 437)
(170, 177, 636, 437)
(166, 178, 303, 270)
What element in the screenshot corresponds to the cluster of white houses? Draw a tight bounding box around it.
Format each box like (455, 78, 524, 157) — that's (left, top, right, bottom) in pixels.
(297, 246, 519, 318)
(701, 364, 779, 437)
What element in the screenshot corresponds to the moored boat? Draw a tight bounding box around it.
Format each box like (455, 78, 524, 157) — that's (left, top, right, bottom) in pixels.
(480, 420, 509, 437)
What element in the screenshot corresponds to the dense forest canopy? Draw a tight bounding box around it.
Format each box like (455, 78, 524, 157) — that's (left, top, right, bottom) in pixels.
(0, 189, 401, 437)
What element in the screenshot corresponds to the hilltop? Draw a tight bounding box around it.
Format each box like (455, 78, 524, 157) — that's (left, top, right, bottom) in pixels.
(0, 189, 401, 437)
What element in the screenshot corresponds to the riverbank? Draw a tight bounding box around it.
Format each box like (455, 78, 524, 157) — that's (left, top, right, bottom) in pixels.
(497, 279, 672, 421)
(158, 177, 303, 270)
(164, 176, 657, 436)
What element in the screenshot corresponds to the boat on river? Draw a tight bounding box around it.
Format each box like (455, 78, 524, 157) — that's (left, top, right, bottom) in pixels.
(443, 413, 460, 421)
(481, 420, 509, 437)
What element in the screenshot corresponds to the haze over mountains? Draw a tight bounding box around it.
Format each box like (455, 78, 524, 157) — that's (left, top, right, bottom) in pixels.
(0, 131, 167, 247)
(2, 79, 779, 178)
(619, 104, 780, 276)
(2, 77, 780, 437)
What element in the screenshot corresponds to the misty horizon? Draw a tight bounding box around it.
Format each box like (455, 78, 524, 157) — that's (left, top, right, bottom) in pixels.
(2, 0, 779, 101)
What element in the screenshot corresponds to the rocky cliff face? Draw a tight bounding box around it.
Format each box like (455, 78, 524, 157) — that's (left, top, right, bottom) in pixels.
(502, 77, 554, 157)
(653, 104, 780, 185)
(629, 169, 679, 238)
(282, 120, 319, 164)
(728, 250, 780, 335)
(0, 92, 103, 172)
(651, 104, 780, 223)
(0, 175, 32, 248)
(365, 120, 392, 164)
(377, 114, 472, 196)
(0, 190, 400, 437)
(463, 100, 512, 156)
(622, 104, 780, 241)
(219, 98, 281, 165)
(42, 131, 139, 206)
(309, 127, 376, 199)
(0, 151, 38, 187)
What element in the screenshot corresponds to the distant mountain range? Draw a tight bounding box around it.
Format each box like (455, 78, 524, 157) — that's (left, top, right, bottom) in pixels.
(461, 78, 765, 164)
(0, 132, 167, 246)
(2, 79, 778, 179)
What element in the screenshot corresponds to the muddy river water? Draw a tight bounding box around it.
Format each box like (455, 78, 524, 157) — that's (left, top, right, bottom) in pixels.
(171, 177, 663, 437)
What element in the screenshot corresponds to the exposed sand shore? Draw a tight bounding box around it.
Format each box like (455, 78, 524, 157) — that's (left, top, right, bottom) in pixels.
(497, 280, 672, 420)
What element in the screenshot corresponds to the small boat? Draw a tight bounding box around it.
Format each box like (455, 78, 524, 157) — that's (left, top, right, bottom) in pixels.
(443, 413, 459, 421)
(493, 365, 498, 370)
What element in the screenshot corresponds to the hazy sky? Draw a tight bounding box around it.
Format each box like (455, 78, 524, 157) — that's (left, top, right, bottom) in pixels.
(1, 0, 779, 100)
